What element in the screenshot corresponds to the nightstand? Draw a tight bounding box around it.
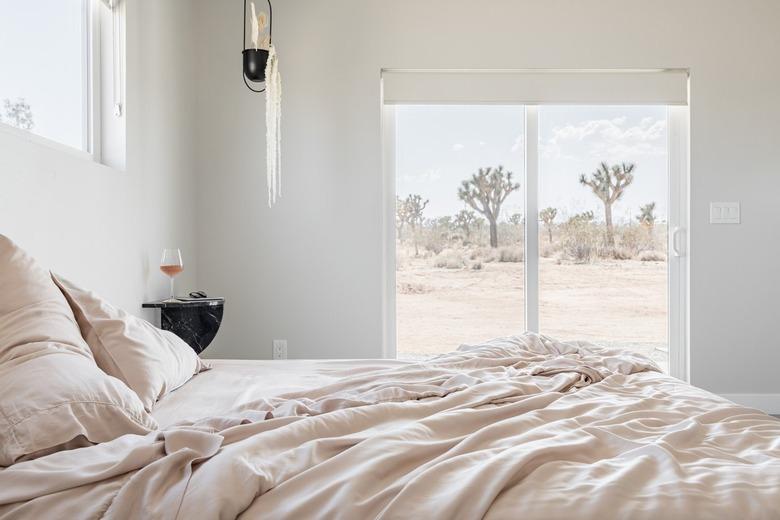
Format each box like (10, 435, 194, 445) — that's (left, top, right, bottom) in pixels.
(142, 299, 224, 354)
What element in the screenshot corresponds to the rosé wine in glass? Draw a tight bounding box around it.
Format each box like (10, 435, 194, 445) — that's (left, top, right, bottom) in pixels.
(160, 249, 183, 301)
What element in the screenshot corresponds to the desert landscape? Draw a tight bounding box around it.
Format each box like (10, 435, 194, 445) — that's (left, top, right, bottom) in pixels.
(396, 163, 669, 372)
(397, 255, 668, 372)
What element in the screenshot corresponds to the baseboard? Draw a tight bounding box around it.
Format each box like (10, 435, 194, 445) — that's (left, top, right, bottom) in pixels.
(719, 393, 780, 415)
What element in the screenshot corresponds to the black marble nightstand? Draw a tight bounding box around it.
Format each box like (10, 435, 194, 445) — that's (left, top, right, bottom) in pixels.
(142, 299, 224, 354)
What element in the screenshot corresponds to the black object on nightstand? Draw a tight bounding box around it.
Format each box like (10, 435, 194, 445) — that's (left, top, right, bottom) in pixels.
(142, 299, 224, 354)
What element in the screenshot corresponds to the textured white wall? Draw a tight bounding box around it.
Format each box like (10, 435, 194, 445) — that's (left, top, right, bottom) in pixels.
(193, 0, 780, 403)
(0, 0, 198, 318)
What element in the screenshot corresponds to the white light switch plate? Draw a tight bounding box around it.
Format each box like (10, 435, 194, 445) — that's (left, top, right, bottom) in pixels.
(710, 202, 740, 224)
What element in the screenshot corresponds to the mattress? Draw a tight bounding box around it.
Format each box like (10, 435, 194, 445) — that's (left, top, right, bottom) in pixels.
(153, 358, 411, 427)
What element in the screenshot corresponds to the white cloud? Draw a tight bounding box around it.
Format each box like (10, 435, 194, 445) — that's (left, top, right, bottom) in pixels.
(539, 142, 562, 159)
(479, 141, 486, 147)
(542, 116, 667, 160)
(451, 143, 464, 152)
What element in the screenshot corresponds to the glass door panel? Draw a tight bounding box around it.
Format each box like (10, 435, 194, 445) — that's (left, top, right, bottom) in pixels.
(537, 105, 669, 372)
(394, 105, 525, 359)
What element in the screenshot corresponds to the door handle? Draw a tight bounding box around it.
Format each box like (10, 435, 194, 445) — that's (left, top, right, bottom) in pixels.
(671, 227, 684, 257)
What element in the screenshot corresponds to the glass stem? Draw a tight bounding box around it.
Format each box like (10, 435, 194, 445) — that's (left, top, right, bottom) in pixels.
(170, 277, 175, 300)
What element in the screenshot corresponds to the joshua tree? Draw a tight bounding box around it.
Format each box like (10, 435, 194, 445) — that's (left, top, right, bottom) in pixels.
(539, 207, 557, 244)
(433, 216, 453, 239)
(398, 194, 428, 256)
(637, 202, 656, 229)
(435, 215, 452, 229)
(454, 209, 479, 242)
(457, 166, 520, 248)
(395, 196, 408, 241)
(508, 213, 524, 226)
(2, 98, 34, 130)
(580, 162, 635, 246)
(567, 210, 594, 226)
(637, 201, 657, 245)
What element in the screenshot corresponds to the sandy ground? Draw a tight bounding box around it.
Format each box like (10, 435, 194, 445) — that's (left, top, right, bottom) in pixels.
(396, 256, 668, 372)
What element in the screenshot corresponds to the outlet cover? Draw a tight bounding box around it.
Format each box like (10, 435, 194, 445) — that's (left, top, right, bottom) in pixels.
(710, 202, 740, 224)
(272, 340, 287, 360)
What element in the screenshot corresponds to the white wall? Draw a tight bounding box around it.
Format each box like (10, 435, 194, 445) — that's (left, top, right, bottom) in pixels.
(0, 0, 198, 317)
(193, 0, 780, 404)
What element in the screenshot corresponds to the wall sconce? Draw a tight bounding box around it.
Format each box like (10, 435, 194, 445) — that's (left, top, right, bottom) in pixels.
(242, 0, 272, 93)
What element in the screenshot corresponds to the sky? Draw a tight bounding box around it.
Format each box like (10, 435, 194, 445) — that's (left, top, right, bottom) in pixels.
(0, 0, 85, 150)
(395, 104, 669, 225)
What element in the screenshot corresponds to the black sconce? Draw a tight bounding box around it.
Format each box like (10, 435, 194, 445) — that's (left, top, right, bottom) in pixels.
(242, 0, 273, 93)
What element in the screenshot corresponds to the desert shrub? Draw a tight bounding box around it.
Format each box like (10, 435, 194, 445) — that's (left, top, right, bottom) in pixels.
(433, 249, 465, 269)
(540, 243, 558, 258)
(450, 233, 465, 244)
(397, 282, 431, 294)
(638, 249, 666, 262)
(419, 225, 449, 255)
(618, 224, 651, 255)
(564, 241, 595, 263)
(497, 246, 523, 263)
(602, 246, 633, 260)
(497, 222, 523, 247)
(470, 261, 483, 270)
(471, 246, 497, 263)
(422, 235, 446, 255)
(560, 221, 601, 263)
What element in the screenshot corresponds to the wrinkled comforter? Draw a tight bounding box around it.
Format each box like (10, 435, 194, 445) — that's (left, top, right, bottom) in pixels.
(1, 334, 779, 519)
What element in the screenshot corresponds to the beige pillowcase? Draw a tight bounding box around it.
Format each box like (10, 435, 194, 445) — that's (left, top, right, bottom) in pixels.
(0, 349, 157, 466)
(0, 235, 92, 363)
(0, 235, 157, 466)
(53, 275, 209, 411)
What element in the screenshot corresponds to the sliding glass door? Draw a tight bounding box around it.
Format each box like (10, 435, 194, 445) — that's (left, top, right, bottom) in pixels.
(382, 71, 688, 378)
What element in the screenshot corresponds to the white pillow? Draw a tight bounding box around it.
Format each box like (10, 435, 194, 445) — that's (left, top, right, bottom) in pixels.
(0, 235, 156, 466)
(53, 274, 209, 411)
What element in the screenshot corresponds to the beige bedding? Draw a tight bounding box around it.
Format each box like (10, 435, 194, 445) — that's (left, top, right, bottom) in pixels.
(152, 358, 410, 427)
(1, 334, 779, 519)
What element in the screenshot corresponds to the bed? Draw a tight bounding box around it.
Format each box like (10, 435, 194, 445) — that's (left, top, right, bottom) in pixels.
(2, 335, 780, 519)
(1, 235, 779, 519)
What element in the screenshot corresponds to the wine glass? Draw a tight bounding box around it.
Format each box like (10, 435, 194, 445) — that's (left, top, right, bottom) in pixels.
(160, 248, 183, 302)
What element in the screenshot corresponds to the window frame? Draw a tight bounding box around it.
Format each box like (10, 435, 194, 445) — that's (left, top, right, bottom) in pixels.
(0, 0, 101, 162)
(381, 83, 690, 381)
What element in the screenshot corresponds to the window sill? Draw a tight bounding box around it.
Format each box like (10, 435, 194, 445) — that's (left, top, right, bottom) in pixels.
(0, 122, 95, 164)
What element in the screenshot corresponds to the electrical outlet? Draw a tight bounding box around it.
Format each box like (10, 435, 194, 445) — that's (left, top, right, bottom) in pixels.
(272, 340, 287, 360)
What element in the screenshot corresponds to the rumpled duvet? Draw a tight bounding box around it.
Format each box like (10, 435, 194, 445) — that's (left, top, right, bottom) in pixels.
(1, 334, 779, 519)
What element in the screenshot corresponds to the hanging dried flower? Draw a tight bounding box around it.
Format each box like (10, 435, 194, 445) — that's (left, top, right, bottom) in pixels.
(266, 45, 282, 207)
(250, 3, 270, 50)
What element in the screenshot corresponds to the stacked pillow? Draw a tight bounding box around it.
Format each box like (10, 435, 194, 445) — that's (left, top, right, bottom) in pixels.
(0, 235, 206, 466)
(53, 274, 209, 411)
